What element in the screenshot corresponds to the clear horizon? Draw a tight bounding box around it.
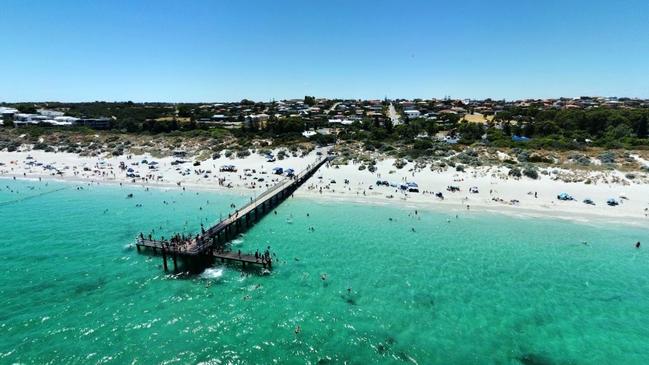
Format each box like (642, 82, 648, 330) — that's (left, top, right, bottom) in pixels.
(2, 94, 648, 105)
(2, 0, 649, 102)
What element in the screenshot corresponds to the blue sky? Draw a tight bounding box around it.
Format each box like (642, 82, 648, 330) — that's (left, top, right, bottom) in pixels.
(2, 0, 648, 102)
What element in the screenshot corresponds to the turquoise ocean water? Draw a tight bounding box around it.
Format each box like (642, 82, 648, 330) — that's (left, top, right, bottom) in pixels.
(0, 178, 648, 364)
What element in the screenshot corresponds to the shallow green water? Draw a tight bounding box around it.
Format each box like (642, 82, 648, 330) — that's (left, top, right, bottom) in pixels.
(0, 179, 648, 364)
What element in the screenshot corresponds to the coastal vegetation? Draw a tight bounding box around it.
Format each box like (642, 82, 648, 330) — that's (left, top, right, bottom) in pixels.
(3, 101, 647, 146)
(2, 100, 648, 175)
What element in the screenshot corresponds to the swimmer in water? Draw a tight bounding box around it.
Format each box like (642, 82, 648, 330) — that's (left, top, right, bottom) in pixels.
(295, 325, 301, 334)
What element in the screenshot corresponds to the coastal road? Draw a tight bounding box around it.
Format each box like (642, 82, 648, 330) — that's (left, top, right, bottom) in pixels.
(387, 103, 402, 125)
(327, 101, 341, 114)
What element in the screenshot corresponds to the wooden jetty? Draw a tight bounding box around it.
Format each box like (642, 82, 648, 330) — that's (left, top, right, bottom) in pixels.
(136, 238, 272, 270)
(135, 154, 332, 271)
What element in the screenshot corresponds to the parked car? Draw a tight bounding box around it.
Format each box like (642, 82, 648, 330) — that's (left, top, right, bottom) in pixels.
(557, 193, 574, 201)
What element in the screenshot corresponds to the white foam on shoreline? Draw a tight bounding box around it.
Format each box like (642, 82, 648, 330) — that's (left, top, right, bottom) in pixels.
(200, 267, 224, 280)
(1, 149, 648, 228)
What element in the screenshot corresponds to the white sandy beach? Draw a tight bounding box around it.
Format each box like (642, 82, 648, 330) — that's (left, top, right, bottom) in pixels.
(1, 149, 648, 227)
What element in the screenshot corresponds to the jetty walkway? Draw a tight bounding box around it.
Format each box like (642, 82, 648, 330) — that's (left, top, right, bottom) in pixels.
(136, 154, 332, 271)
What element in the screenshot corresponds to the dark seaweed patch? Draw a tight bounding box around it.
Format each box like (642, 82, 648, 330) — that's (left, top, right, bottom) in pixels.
(518, 353, 554, 365)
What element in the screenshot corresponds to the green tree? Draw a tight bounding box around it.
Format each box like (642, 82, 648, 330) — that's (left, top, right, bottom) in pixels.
(16, 104, 37, 113)
(304, 96, 316, 106)
(607, 124, 633, 140)
(457, 121, 485, 143)
(177, 105, 192, 118)
(636, 115, 648, 137)
(384, 118, 394, 134)
(535, 120, 560, 136)
(502, 121, 512, 136)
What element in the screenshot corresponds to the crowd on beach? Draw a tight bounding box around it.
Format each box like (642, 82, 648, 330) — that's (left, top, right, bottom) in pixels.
(2, 147, 649, 226)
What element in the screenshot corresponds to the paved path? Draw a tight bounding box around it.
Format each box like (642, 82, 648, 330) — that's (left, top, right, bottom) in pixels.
(388, 103, 402, 125)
